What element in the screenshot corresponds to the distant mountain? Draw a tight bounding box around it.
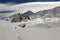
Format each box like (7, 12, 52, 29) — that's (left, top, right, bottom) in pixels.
(9, 13, 31, 22)
(23, 6, 60, 18)
(23, 11, 34, 16)
(42, 6, 60, 18)
(28, 6, 60, 18)
(23, 6, 60, 19)
(36, 10, 50, 17)
(4, 6, 60, 22)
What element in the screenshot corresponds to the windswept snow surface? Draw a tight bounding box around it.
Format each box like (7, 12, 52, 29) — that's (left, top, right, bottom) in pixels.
(20, 28, 60, 40)
(0, 19, 60, 40)
(0, 20, 17, 40)
(11, 20, 60, 40)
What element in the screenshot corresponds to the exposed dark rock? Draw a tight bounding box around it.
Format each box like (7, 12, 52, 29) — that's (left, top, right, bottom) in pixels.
(23, 10, 34, 16)
(18, 23, 26, 28)
(9, 13, 31, 22)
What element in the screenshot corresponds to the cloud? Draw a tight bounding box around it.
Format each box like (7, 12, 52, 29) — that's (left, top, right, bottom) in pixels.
(0, 2, 17, 18)
(0, 2, 16, 11)
(0, 10, 16, 13)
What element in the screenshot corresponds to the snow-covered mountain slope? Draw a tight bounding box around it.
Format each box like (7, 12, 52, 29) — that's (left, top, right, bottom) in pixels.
(24, 17, 60, 28)
(5, 17, 60, 29)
